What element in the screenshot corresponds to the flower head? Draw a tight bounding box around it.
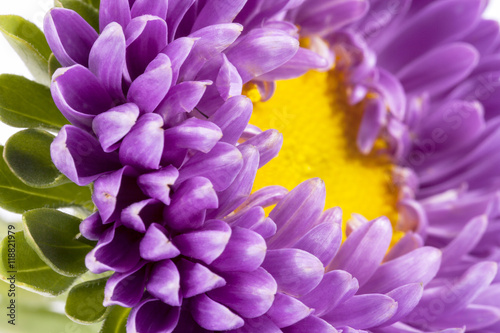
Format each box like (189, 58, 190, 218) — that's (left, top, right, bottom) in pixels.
(39, 0, 500, 332)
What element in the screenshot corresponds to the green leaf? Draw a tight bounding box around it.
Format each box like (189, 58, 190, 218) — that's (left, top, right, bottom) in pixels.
(0, 146, 94, 214)
(22, 208, 93, 277)
(0, 306, 101, 333)
(0, 278, 101, 332)
(4, 129, 69, 188)
(0, 74, 69, 130)
(0, 231, 77, 296)
(0, 15, 52, 85)
(100, 306, 130, 333)
(56, 0, 100, 32)
(90, 0, 101, 9)
(66, 277, 110, 324)
(49, 53, 62, 77)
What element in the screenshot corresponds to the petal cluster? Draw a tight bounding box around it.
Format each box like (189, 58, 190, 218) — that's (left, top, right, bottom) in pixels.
(43, 0, 333, 332)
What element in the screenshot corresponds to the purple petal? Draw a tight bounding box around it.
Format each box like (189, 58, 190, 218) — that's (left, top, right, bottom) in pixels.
(163, 117, 222, 153)
(164, 177, 218, 232)
(417, 100, 485, 155)
(282, 316, 338, 333)
(131, 0, 168, 19)
(140, 223, 180, 261)
(44, 8, 98, 67)
(236, 186, 288, 213)
(293, 221, 342, 267)
(104, 262, 148, 307)
(177, 142, 243, 191)
(85, 226, 141, 273)
(463, 19, 500, 55)
(267, 293, 312, 328)
(208, 268, 277, 318)
(240, 129, 283, 168)
(127, 53, 173, 113)
(267, 178, 326, 249)
(357, 98, 384, 154)
(229, 316, 282, 333)
(137, 166, 179, 205)
(156, 81, 210, 125)
(50, 125, 121, 186)
(327, 217, 392, 286)
(146, 259, 182, 306)
(372, 68, 406, 120)
(162, 37, 197, 85)
(51, 65, 114, 130)
(172, 220, 231, 265)
(79, 212, 107, 241)
(411, 261, 498, 316)
(191, 294, 244, 331)
(377, 0, 484, 72)
(180, 23, 243, 81)
(211, 227, 266, 272)
(441, 215, 488, 267)
(257, 47, 329, 81)
(360, 247, 441, 294)
(295, 0, 369, 36)
(209, 95, 252, 145)
(216, 54, 243, 101)
(321, 294, 398, 330)
(89, 22, 126, 101)
(92, 103, 140, 152)
(119, 113, 164, 170)
(262, 249, 324, 297)
(423, 305, 500, 331)
(383, 283, 423, 326)
(300, 270, 359, 316)
(120, 198, 163, 233)
(213, 144, 259, 218)
(99, 0, 131, 31)
(398, 43, 479, 97)
(191, 0, 247, 32)
(177, 259, 226, 298)
(384, 232, 424, 262)
(125, 16, 168, 80)
(229, 206, 277, 239)
(166, 0, 195, 41)
(226, 28, 299, 83)
(92, 166, 145, 223)
(127, 298, 180, 333)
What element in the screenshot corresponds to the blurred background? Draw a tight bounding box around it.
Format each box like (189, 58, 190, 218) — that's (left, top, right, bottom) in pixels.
(0, 1, 500, 332)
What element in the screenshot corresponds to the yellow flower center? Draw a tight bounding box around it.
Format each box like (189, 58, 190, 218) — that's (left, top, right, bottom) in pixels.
(248, 70, 403, 242)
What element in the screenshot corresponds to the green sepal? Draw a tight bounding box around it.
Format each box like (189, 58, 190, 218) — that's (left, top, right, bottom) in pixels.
(22, 208, 94, 277)
(0, 15, 52, 85)
(0, 146, 94, 214)
(4, 129, 69, 188)
(0, 231, 77, 296)
(100, 306, 130, 333)
(55, 0, 100, 9)
(49, 53, 62, 77)
(66, 277, 111, 324)
(0, 74, 69, 130)
(55, 0, 99, 32)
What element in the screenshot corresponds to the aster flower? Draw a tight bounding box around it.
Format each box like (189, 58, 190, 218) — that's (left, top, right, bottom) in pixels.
(1, 0, 499, 332)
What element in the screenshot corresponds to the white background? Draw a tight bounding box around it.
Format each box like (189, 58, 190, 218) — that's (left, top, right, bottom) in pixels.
(0, 1, 499, 222)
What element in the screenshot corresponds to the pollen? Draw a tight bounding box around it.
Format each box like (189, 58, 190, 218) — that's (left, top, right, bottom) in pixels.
(247, 70, 403, 243)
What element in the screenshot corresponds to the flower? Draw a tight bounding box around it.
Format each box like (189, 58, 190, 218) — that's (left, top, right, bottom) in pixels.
(41, 0, 500, 332)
